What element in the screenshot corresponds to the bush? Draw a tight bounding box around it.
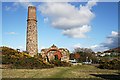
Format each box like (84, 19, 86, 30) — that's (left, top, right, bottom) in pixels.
(50, 60, 71, 67)
(1, 46, 71, 68)
(1, 46, 54, 69)
(98, 59, 120, 70)
(12, 57, 54, 69)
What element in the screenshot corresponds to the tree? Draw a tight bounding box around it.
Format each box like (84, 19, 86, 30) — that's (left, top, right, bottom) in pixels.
(73, 47, 98, 63)
(74, 48, 93, 53)
(73, 53, 81, 62)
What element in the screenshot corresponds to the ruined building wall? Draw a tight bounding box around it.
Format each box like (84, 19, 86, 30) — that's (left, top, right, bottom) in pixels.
(26, 6, 38, 57)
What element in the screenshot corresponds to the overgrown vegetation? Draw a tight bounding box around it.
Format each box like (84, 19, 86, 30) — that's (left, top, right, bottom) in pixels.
(72, 47, 98, 63)
(1, 46, 54, 69)
(50, 60, 71, 67)
(1, 46, 71, 69)
(98, 59, 120, 70)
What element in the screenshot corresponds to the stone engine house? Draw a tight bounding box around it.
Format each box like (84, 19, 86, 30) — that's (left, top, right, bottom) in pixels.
(41, 44, 70, 62)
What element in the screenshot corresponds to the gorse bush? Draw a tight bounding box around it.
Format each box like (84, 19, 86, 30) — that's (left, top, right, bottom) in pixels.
(1, 46, 53, 69)
(13, 57, 54, 69)
(2, 46, 31, 64)
(50, 60, 71, 67)
(98, 59, 120, 70)
(1, 46, 71, 68)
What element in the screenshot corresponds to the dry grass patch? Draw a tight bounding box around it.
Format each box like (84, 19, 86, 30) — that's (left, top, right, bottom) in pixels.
(2, 65, 119, 78)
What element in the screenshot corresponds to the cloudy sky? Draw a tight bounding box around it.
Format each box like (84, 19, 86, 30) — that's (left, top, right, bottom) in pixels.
(2, 0, 119, 52)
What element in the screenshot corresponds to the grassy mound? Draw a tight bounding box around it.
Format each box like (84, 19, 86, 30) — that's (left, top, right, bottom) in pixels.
(1, 46, 53, 69)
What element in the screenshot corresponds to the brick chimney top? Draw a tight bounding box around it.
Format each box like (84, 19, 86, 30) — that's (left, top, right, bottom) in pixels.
(28, 6, 36, 9)
(27, 6, 37, 22)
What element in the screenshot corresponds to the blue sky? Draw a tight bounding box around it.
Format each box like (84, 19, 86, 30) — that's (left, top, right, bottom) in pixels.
(2, 1, 119, 52)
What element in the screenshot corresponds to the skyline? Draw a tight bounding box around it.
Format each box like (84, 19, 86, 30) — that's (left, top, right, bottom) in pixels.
(2, 1, 119, 52)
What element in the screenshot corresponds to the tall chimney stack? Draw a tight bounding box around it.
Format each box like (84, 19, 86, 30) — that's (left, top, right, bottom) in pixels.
(26, 6, 38, 57)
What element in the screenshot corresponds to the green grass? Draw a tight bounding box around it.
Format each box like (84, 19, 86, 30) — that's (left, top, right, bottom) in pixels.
(2, 65, 119, 78)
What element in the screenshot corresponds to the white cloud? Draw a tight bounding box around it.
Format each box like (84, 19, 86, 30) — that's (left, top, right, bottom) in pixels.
(73, 43, 81, 48)
(4, 3, 18, 11)
(4, 0, 97, 38)
(39, 2, 95, 29)
(16, 0, 33, 9)
(39, 46, 45, 50)
(63, 31, 119, 52)
(102, 31, 119, 49)
(90, 31, 119, 52)
(38, 0, 97, 38)
(38, 46, 46, 53)
(4, 0, 33, 11)
(5, 6, 11, 11)
(90, 45, 108, 52)
(111, 31, 118, 37)
(6, 32, 17, 35)
(2, 45, 14, 49)
(86, 0, 98, 9)
(17, 46, 25, 51)
(62, 25, 91, 38)
(44, 17, 49, 23)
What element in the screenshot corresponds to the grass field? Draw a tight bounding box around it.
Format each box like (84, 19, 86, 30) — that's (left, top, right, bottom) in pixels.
(2, 65, 120, 79)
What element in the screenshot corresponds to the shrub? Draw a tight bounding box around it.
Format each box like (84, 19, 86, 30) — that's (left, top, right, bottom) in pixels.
(50, 60, 71, 67)
(12, 57, 54, 69)
(98, 59, 120, 70)
(1, 46, 54, 69)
